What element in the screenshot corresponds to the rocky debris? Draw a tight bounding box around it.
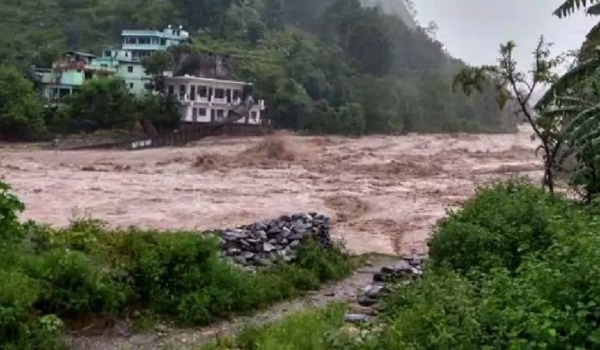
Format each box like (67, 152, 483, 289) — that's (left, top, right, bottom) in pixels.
(216, 213, 331, 267)
(344, 313, 371, 324)
(343, 255, 424, 325)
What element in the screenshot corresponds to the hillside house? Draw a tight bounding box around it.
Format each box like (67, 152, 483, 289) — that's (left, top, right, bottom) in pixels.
(35, 26, 190, 103)
(97, 25, 190, 94)
(35, 51, 116, 105)
(166, 75, 266, 125)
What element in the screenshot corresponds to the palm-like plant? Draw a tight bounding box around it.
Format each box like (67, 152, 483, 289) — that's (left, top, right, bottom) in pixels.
(553, 77, 600, 200)
(553, 0, 600, 18)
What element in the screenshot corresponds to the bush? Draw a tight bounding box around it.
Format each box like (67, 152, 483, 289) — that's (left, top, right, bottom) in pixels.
(428, 179, 571, 274)
(0, 180, 354, 347)
(359, 180, 600, 349)
(0, 181, 26, 242)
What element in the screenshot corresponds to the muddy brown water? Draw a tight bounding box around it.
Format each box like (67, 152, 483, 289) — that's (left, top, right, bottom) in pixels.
(0, 125, 542, 257)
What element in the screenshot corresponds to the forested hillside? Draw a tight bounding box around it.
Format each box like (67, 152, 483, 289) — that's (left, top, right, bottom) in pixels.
(0, 0, 516, 139)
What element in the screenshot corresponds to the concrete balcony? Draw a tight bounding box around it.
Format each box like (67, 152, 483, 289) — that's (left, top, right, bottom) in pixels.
(122, 43, 166, 52)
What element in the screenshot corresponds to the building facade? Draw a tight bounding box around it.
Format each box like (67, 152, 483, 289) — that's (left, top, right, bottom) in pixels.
(100, 26, 189, 95)
(166, 75, 266, 125)
(35, 51, 116, 105)
(35, 26, 190, 102)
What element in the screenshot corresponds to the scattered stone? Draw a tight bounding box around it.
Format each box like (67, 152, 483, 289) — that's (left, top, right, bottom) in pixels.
(364, 284, 385, 299)
(342, 256, 425, 328)
(344, 313, 370, 324)
(357, 295, 378, 307)
(113, 320, 133, 337)
(347, 305, 378, 316)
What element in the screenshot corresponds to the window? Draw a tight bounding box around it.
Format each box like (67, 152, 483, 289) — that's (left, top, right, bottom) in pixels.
(214, 88, 224, 99)
(198, 108, 207, 117)
(251, 111, 258, 120)
(167, 85, 174, 95)
(190, 85, 196, 100)
(233, 90, 241, 101)
(192, 107, 198, 121)
(198, 86, 207, 98)
(216, 109, 224, 117)
(76, 69, 82, 73)
(127, 66, 133, 73)
(129, 83, 134, 89)
(179, 84, 186, 99)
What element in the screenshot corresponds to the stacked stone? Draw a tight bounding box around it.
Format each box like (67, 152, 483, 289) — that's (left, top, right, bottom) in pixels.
(344, 257, 424, 324)
(217, 213, 331, 267)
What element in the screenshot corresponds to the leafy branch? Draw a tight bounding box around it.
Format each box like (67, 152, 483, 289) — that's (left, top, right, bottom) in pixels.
(453, 36, 564, 194)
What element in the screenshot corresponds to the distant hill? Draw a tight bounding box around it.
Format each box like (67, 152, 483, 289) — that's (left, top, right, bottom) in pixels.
(359, 0, 417, 30)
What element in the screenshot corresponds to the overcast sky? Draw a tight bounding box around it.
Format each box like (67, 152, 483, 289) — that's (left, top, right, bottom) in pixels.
(414, 0, 597, 70)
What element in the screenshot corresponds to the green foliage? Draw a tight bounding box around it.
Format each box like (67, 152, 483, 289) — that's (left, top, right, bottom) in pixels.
(226, 181, 600, 350)
(356, 181, 600, 349)
(428, 179, 567, 274)
(0, 180, 353, 347)
(0, 65, 45, 141)
(454, 37, 565, 194)
(0, 270, 65, 350)
(0, 181, 25, 242)
(142, 51, 174, 91)
(554, 0, 600, 18)
(244, 182, 598, 349)
(61, 77, 135, 133)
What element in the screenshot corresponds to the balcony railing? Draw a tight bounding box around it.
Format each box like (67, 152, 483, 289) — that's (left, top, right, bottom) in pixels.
(175, 94, 265, 108)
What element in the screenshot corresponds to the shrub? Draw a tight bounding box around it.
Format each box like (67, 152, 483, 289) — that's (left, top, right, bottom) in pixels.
(25, 248, 128, 318)
(362, 181, 600, 349)
(373, 229, 600, 349)
(0, 181, 25, 242)
(0, 269, 64, 350)
(428, 179, 571, 274)
(0, 179, 355, 346)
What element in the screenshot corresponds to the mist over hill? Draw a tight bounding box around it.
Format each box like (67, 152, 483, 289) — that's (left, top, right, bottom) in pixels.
(360, 0, 417, 29)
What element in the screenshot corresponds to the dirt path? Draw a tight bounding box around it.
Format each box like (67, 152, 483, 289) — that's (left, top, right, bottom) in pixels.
(0, 126, 541, 257)
(65, 257, 396, 350)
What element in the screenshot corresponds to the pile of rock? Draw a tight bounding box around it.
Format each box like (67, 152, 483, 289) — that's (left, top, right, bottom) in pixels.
(216, 213, 331, 267)
(344, 257, 424, 324)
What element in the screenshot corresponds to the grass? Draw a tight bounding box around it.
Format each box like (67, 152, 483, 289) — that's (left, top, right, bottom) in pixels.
(199, 303, 348, 350)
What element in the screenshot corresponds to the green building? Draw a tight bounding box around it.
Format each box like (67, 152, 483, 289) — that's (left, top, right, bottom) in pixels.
(35, 26, 190, 103)
(35, 51, 117, 105)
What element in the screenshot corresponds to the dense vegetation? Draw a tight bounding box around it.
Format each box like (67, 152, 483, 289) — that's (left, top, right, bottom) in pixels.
(0, 0, 516, 141)
(202, 180, 600, 349)
(196, 3, 600, 349)
(0, 181, 353, 349)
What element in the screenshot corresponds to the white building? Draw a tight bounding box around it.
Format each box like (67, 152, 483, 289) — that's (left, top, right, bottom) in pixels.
(166, 75, 266, 125)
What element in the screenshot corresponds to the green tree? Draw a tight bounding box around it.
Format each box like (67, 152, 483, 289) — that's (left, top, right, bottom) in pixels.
(135, 94, 180, 133)
(62, 77, 135, 132)
(0, 65, 45, 141)
(142, 51, 174, 92)
(454, 38, 564, 194)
